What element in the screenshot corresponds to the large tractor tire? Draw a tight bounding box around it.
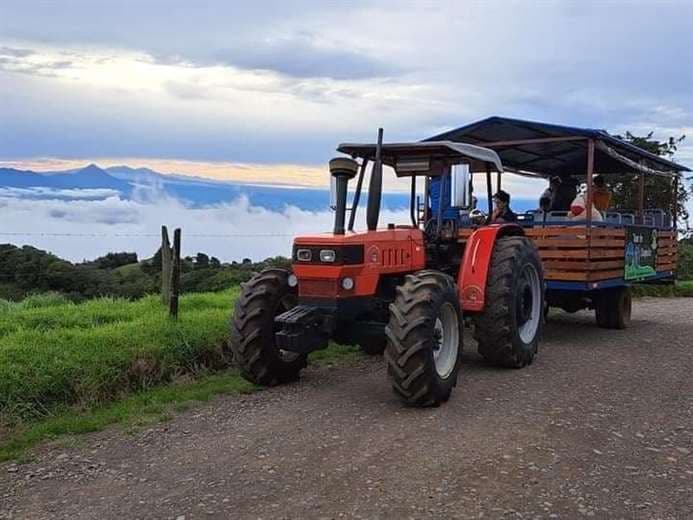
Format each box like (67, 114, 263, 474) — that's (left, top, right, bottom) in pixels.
(473, 236, 544, 368)
(230, 268, 307, 385)
(385, 270, 463, 407)
(594, 286, 631, 329)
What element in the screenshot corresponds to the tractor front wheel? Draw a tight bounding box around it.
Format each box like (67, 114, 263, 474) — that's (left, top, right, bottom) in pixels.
(473, 236, 544, 368)
(385, 271, 463, 407)
(230, 268, 307, 385)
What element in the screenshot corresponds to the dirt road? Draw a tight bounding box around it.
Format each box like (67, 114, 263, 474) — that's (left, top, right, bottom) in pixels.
(2, 297, 692, 519)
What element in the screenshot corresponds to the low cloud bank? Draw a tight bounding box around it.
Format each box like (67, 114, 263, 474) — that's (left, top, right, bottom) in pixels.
(0, 188, 410, 262)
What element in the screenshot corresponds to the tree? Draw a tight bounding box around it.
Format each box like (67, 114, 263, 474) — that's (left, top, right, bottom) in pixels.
(195, 252, 210, 269)
(611, 132, 689, 229)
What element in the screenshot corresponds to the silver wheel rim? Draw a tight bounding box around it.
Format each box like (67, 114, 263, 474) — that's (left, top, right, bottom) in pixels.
(433, 302, 460, 379)
(518, 264, 542, 344)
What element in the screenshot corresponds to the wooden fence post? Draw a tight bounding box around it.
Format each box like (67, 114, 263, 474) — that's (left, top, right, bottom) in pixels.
(161, 226, 172, 304)
(169, 228, 181, 319)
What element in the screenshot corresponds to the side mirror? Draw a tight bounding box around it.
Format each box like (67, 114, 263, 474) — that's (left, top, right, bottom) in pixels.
(450, 163, 472, 208)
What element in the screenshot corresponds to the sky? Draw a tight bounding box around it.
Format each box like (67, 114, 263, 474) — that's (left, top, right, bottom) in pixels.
(0, 1, 692, 262)
(1, 0, 692, 177)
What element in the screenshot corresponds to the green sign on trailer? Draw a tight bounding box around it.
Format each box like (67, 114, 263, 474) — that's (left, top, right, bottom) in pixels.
(624, 226, 658, 281)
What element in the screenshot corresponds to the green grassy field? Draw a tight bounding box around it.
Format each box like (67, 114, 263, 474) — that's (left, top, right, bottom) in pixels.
(0, 290, 240, 425)
(0, 289, 360, 460)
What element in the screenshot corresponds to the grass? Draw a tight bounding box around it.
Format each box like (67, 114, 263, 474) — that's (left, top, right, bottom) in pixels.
(0, 289, 241, 425)
(0, 289, 365, 461)
(632, 280, 693, 298)
(0, 370, 256, 462)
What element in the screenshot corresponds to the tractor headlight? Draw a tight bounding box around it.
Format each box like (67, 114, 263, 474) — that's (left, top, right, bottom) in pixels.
(341, 277, 354, 290)
(296, 248, 312, 261)
(287, 274, 298, 287)
(320, 249, 336, 263)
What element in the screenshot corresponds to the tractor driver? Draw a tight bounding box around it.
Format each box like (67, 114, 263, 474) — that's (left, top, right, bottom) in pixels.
(490, 190, 518, 223)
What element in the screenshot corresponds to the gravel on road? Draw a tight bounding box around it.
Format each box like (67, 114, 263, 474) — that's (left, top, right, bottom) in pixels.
(1, 297, 692, 519)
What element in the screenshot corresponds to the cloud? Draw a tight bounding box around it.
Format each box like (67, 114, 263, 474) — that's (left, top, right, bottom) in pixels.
(211, 34, 401, 80)
(0, 187, 411, 262)
(0, 1, 692, 173)
(0, 46, 33, 58)
(0, 187, 120, 199)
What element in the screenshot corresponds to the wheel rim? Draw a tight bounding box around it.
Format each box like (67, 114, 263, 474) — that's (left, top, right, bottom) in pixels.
(516, 264, 542, 344)
(432, 302, 460, 379)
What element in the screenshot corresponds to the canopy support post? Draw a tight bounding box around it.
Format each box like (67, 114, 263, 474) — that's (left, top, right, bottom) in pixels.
(409, 176, 417, 227)
(637, 166, 645, 224)
(672, 175, 679, 231)
(586, 139, 595, 227)
(486, 165, 493, 216)
(347, 159, 368, 231)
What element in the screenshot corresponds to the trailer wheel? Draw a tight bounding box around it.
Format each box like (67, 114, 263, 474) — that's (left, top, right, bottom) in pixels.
(595, 287, 631, 329)
(230, 268, 307, 385)
(385, 271, 463, 407)
(473, 236, 544, 368)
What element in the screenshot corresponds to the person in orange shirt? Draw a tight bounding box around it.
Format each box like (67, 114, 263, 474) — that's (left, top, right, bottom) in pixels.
(592, 175, 612, 212)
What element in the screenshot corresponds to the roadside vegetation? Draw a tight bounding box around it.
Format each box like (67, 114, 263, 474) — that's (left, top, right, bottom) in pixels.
(0, 243, 289, 301)
(0, 289, 360, 460)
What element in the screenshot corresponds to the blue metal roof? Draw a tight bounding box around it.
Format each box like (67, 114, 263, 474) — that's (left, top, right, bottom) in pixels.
(424, 116, 689, 177)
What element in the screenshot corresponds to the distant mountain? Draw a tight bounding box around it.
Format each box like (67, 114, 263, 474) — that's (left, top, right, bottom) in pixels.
(104, 166, 168, 183)
(0, 163, 413, 211)
(0, 164, 131, 191)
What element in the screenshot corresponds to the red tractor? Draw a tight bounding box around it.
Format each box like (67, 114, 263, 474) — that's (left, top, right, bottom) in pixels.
(231, 130, 544, 406)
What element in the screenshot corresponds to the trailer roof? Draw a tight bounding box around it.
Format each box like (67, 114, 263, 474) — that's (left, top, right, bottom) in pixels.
(424, 116, 690, 178)
(337, 140, 504, 174)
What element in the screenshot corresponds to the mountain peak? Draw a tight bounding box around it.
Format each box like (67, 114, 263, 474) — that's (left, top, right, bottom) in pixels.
(79, 163, 106, 175)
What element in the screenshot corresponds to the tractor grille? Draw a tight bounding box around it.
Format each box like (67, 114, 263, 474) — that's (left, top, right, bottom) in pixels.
(299, 279, 338, 298)
(380, 247, 410, 268)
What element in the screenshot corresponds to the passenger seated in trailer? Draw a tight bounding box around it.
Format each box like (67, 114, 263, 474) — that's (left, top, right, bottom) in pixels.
(568, 191, 603, 222)
(592, 175, 612, 212)
(490, 190, 518, 223)
(540, 175, 577, 212)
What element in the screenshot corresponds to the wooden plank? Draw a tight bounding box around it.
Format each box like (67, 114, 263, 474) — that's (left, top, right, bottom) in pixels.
(543, 259, 625, 271)
(541, 249, 626, 260)
(545, 271, 590, 281)
(588, 269, 626, 281)
(533, 238, 625, 248)
(527, 226, 624, 236)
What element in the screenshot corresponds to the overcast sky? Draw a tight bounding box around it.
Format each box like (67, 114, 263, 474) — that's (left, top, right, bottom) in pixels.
(1, 0, 692, 183)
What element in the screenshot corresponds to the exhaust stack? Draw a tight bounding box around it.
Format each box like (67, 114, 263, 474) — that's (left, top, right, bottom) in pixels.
(329, 157, 358, 235)
(367, 128, 384, 231)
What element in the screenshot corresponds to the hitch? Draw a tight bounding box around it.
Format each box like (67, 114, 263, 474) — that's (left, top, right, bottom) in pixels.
(275, 305, 332, 354)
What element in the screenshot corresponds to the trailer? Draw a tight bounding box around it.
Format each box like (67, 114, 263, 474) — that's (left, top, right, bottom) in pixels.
(425, 116, 689, 328)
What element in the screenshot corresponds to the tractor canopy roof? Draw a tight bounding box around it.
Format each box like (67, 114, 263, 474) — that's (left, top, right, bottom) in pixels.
(337, 140, 504, 176)
(424, 116, 690, 178)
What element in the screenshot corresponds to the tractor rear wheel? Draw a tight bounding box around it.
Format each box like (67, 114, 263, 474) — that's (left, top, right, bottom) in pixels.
(385, 271, 463, 407)
(595, 286, 631, 329)
(230, 268, 307, 385)
(473, 236, 544, 368)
